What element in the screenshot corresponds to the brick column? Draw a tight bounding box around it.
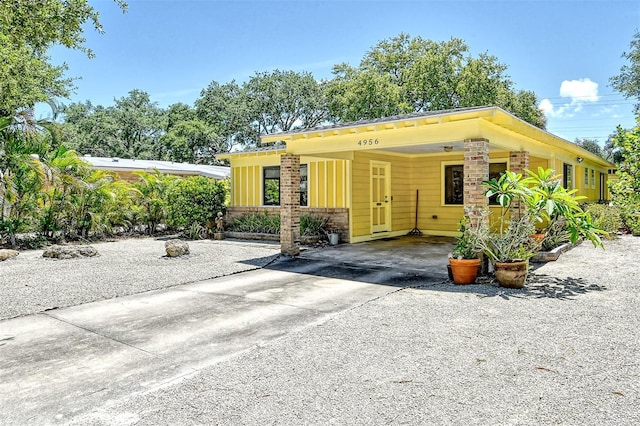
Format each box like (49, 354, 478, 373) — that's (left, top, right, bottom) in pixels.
(509, 151, 530, 219)
(464, 138, 489, 224)
(280, 154, 300, 256)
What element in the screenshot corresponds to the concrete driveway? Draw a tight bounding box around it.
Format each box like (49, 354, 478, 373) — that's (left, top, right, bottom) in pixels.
(0, 237, 452, 425)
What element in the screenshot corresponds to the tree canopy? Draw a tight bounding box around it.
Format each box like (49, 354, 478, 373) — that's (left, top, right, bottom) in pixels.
(574, 138, 604, 158)
(610, 31, 640, 111)
(0, 0, 127, 118)
(326, 34, 547, 128)
(54, 33, 548, 158)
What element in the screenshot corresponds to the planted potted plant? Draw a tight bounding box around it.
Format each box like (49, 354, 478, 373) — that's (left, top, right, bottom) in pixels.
(478, 168, 605, 288)
(525, 167, 605, 249)
(448, 214, 481, 285)
(474, 212, 538, 288)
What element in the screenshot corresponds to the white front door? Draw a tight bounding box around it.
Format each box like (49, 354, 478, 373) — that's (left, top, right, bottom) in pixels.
(371, 161, 391, 233)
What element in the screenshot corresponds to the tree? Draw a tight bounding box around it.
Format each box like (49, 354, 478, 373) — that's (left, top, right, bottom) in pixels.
(61, 90, 166, 159)
(0, 0, 127, 117)
(610, 32, 640, 234)
(196, 80, 255, 150)
(61, 101, 121, 156)
(610, 31, 640, 110)
(196, 72, 328, 150)
(160, 120, 220, 164)
(609, 118, 640, 234)
(166, 103, 196, 129)
(0, 122, 51, 246)
(132, 171, 176, 234)
(244, 70, 329, 136)
(574, 138, 604, 158)
(603, 131, 624, 164)
(326, 33, 546, 128)
(39, 144, 91, 238)
(112, 90, 166, 159)
(328, 64, 410, 122)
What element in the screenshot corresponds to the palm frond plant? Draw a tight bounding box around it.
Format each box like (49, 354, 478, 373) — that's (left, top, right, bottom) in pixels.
(475, 168, 606, 288)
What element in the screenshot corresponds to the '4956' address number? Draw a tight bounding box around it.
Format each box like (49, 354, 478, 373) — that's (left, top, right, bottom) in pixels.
(357, 138, 379, 146)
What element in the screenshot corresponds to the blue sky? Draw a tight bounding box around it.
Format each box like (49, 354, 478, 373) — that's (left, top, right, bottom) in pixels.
(45, 0, 640, 145)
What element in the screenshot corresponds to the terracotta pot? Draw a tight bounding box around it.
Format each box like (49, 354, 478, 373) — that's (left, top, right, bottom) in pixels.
(449, 258, 480, 285)
(494, 260, 529, 288)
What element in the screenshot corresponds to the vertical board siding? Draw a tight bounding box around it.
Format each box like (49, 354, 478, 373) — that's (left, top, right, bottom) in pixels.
(230, 158, 349, 208)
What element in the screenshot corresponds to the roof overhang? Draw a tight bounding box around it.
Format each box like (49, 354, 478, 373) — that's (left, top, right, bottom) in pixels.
(258, 106, 615, 169)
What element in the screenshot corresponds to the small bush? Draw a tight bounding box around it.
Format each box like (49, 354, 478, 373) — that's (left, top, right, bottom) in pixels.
(541, 218, 570, 251)
(183, 223, 209, 240)
(166, 176, 228, 229)
(227, 212, 281, 234)
(584, 203, 622, 239)
(16, 234, 50, 250)
(300, 214, 329, 237)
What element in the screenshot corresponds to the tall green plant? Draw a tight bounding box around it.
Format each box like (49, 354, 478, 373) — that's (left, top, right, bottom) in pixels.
(166, 176, 228, 229)
(132, 170, 176, 234)
(39, 145, 90, 238)
(482, 168, 604, 250)
(609, 119, 640, 234)
(0, 124, 51, 246)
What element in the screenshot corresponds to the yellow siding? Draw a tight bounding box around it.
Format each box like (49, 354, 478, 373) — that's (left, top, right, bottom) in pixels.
(411, 154, 462, 234)
(350, 151, 413, 238)
(229, 152, 348, 208)
(529, 156, 548, 173)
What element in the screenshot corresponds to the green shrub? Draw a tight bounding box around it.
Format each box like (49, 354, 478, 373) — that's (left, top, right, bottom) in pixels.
(541, 218, 571, 251)
(584, 203, 622, 238)
(183, 223, 209, 240)
(166, 176, 228, 229)
(300, 214, 329, 237)
(227, 212, 331, 236)
(227, 212, 280, 234)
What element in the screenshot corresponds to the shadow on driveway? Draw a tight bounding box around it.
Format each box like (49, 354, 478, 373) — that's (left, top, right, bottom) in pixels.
(254, 235, 606, 300)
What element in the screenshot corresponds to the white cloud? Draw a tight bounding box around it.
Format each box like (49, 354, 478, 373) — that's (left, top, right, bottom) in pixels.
(559, 78, 599, 102)
(539, 78, 600, 118)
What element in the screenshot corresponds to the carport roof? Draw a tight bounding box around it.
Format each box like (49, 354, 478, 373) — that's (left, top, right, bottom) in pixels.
(263, 105, 494, 141)
(256, 105, 614, 168)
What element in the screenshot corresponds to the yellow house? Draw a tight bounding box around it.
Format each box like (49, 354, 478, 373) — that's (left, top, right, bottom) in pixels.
(218, 106, 615, 255)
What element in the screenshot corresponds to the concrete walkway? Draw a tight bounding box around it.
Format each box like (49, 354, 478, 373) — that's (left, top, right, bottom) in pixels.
(0, 237, 452, 425)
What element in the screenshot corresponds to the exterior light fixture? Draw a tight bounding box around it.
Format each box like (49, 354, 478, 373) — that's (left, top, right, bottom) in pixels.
(577, 157, 583, 163)
(443, 146, 453, 152)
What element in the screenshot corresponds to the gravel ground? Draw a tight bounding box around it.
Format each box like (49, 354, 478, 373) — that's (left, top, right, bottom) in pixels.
(70, 235, 640, 425)
(0, 237, 280, 320)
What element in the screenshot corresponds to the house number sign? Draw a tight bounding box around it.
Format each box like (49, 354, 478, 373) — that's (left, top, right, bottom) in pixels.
(357, 138, 379, 147)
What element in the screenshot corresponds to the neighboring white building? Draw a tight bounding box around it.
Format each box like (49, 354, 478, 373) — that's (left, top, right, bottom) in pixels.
(82, 156, 230, 180)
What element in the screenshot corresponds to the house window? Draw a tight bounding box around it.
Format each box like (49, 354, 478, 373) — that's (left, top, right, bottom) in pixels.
(444, 165, 464, 205)
(300, 164, 308, 206)
(591, 169, 595, 188)
(584, 167, 589, 188)
(263, 166, 280, 206)
(444, 162, 506, 205)
(563, 163, 573, 189)
(262, 165, 308, 206)
(487, 162, 508, 205)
